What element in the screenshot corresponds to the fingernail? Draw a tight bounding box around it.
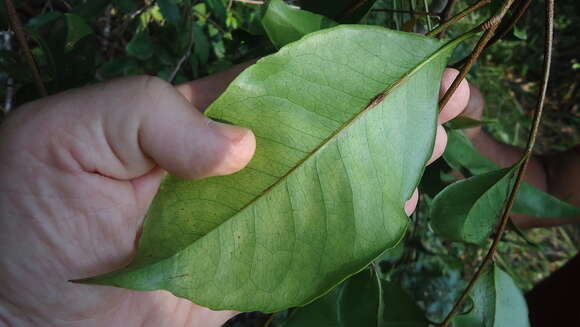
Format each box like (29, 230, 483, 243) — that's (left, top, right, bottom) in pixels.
(211, 121, 250, 143)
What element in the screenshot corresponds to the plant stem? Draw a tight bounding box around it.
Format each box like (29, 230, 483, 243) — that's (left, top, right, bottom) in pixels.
(438, 0, 515, 113)
(438, 0, 553, 325)
(426, 0, 493, 38)
(4, 0, 47, 97)
(423, 0, 433, 30)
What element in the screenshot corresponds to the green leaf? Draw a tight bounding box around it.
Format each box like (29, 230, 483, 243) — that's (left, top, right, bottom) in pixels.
(26, 12, 62, 28)
(64, 14, 93, 50)
(24, 17, 68, 92)
(443, 129, 497, 174)
(71, 0, 109, 20)
(454, 264, 530, 327)
(61, 35, 98, 89)
(281, 269, 427, 327)
(513, 25, 527, 40)
(157, 0, 182, 25)
(261, 0, 338, 48)
(381, 281, 428, 327)
(126, 31, 155, 60)
(431, 164, 519, 244)
(444, 129, 580, 218)
(513, 183, 580, 218)
(206, 0, 227, 24)
(99, 57, 145, 77)
(298, 0, 378, 23)
(113, 0, 140, 14)
(83, 26, 467, 312)
(281, 269, 381, 327)
(193, 23, 210, 66)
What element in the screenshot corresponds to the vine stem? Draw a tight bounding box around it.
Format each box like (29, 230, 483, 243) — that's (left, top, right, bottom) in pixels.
(438, 0, 515, 113)
(4, 0, 47, 97)
(438, 0, 553, 326)
(426, 0, 493, 38)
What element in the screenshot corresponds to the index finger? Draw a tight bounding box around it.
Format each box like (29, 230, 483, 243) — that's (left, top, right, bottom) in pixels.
(438, 68, 470, 124)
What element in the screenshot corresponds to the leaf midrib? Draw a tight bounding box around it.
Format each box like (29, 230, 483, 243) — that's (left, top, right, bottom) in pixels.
(212, 30, 476, 223)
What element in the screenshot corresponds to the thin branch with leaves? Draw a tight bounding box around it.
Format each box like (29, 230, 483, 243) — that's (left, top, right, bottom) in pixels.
(438, 0, 554, 325)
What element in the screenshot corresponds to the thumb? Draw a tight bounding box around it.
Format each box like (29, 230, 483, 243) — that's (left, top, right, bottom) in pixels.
(12, 75, 256, 181)
(128, 76, 256, 180)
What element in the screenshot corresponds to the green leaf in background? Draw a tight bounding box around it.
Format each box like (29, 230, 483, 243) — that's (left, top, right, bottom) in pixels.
(281, 269, 381, 327)
(513, 183, 580, 218)
(25, 17, 66, 88)
(193, 23, 210, 66)
(454, 264, 530, 327)
(444, 129, 580, 218)
(298, 0, 378, 24)
(157, 0, 182, 25)
(206, 0, 227, 24)
(282, 269, 428, 327)
(126, 31, 155, 60)
(24, 12, 96, 92)
(261, 0, 337, 48)
(443, 129, 497, 174)
(71, 0, 109, 21)
(380, 280, 429, 327)
(64, 14, 92, 50)
(26, 11, 62, 27)
(431, 164, 519, 244)
(61, 35, 98, 89)
(113, 0, 140, 14)
(83, 26, 468, 312)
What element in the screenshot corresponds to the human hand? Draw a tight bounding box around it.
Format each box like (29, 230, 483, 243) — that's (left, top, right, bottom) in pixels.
(0, 65, 468, 326)
(0, 68, 255, 326)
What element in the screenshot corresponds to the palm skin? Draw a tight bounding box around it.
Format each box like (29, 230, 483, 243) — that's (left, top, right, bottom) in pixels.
(0, 66, 468, 326)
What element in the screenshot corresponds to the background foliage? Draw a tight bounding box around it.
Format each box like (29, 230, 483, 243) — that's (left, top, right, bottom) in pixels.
(1, 0, 579, 326)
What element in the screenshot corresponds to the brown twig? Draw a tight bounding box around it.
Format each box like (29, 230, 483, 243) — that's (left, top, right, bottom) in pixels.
(4, 0, 47, 97)
(487, 0, 532, 48)
(438, 0, 553, 325)
(438, 0, 515, 113)
(372, 8, 440, 18)
(426, 0, 493, 38)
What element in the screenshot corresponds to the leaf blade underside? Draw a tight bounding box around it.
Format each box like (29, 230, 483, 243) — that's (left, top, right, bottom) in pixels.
(85, 26, 461, 312)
